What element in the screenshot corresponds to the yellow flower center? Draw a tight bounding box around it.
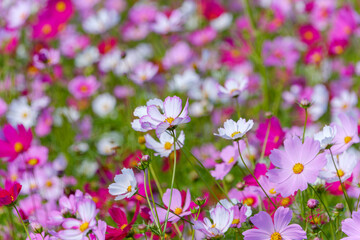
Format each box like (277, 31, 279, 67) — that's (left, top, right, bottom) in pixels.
(231, 131, 241, 138)
(271, 232, 282, 240)
(311, 53, 321, 63)
(337, 169, 345, 177)
(293, 163, 304, 174)
(174, 207, 183, 215)
(80, 85, 88, 93)
(164, 142, 172, 150)
(304, 31, 313, 40)
(274, 135, 280, 143)
(92, 196, 99, 203)
(334, 45, 343, 54)
(79, 222, 89, 232)
(243, 197, 254, 206)
(165, 117, 174, 124)
(46, 180, 53, 187)
(127, 185, 132, 192)
(280, 197, 290, 206)
(28, 158, 39, 166)
(42, 24, 52, 34)
(56, 1, 66, 12)
(228, 157, 235, 164)
(120, 224, 127, 230)
(269, 188, 276, 194)
(232, 218, 240, 225)
(138, 136, 146, 144)
(14, 142, 24, 153)
(344, 136, 352, 144)
(22, 112, 28, 119)
(211, 224, 216, 228)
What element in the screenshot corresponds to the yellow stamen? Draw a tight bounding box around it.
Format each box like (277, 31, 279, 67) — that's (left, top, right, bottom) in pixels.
(211, 224, 216, 228)
(274, 135, 279, 143)
(56, 1, 66, 12)
(269, 188, 276, 194)
(293, 163, 304, 174)
(344, 136, 352, 144)
(280, 197, 290, 206)
(228, 157, 235, 164)
(165, 117, 174, 124)
(243, 197, 254, 206)
(79, 222, 89, 232)
(120, 224, 127, 230)
(232, 218, 240, 225)
(304, 31, 313, 40)
(174, 208, 182, 215)
(127, 185, 132, 192)
(27, 158, 39, 166)
(164, 142, 172, 150)
(80, 85, 88, 93)
(42, 24, 52, 34)
(231, 131, 241, 138)
(271, 232, 282, 240)
(14, 142, 24, 153)
(337, 169, 345, 177)
(138, 136, 146, 144)
(46, 180, 53, 187)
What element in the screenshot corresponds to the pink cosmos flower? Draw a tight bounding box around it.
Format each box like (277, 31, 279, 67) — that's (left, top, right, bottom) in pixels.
(341, 209, 360, 239)
(229, 186, 260, 208)
(299, 24, 321, 46)
(0, 124, 32, 162)
(304, 46, 323, 65)
(243, 207, 306, 240)
(21, 145, 48, 169)
(188, 27, 217, 47)
(192, 144, 220, 169)
(267, 137, 326, 197)
(218, 75, 248, 98)
(244, 163, 268, 186)
(35, 108, 53, 137)
(68, 75, 100, 99)
(256, 116, 285, 156)
(139, 96, 190, 137)
(330, 113, 360, 154)
(262, 37, 300, 70)
(129, 62, 159, 85)
(128, 3, 157, 24)
(210, 144, 239, 180)
(57, 199, 98, 239)
(154, 188, 191, 222)
(329, 6, 357, 41)
(162, 42, 192, 69)
(33, 48, 60, 70)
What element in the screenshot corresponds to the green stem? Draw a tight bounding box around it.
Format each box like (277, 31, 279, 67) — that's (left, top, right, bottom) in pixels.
(143, 171, 161, 233)
(236, 141, 277, 208)
(302, 109, 308, 144)
(7, 207, 16, 240)
(149, 164, 164, 197)
(329, 148, 352, 214)
(162, 130, 178, 235)
(13, 205, 31, 240)
(147, 169, 162, 232)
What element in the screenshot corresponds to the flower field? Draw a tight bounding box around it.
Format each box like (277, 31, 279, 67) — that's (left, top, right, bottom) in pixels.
(1, 0, 360, 239)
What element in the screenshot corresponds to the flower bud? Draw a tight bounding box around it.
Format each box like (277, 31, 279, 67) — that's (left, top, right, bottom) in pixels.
(298, 99, 312, 109)
(194, 197, 206, 206)
(335, 203, 344, 211)
(307, 199, 319, 209)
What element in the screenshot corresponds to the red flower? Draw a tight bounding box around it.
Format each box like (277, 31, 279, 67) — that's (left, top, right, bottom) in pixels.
(106, 201, 140, 240)
(0, 124, 32, 162)
(0, 180, 22, 206)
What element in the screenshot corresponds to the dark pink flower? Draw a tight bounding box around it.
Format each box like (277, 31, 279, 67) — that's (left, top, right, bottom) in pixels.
(256, 117, 285, 156)
(0, 180, 22, 206)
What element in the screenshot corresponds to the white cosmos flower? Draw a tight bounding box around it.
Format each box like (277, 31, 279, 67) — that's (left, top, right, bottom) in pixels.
(214, 118, 254, 140)
(96, 132, 122, 156)
(314, 125, 337, 148)
(6, 1, 32, 29)
(210, 13, 233, 31)
(131, 98, 164, 132)
(83, 8, 119, 34)
(218, 74, 248, 98)
(108, 168, 137, 201)
(7, 97, 38, 128)
(145, 130, 185, 157)
(319, 151, 358, 183)
(92, 93, 116, 117)
(331, 90, 357, 115)
(75, 47, 100, 68)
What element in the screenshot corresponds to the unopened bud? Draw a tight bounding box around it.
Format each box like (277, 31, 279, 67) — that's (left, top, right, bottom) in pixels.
(335, 203, 344, 211)
(307, 199, 319, 209)
(236, 182, 245, 190)
(299, 99, 312, 109)
(194, 197, 206, 206)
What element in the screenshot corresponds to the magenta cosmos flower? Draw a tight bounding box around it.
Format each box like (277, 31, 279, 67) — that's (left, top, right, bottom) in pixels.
(68, 75, 100, 99)
(243, 207, 306, 240)
(0, 124, 32, 162)
(139, 96, 190, 137)
(267, 137, 326, 197)
(341, 209, 360, 239)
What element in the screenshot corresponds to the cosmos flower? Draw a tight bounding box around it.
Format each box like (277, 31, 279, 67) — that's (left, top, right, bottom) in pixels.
(243, 207, 306, 240)
(68, 75, 100, 99)
(267, 137, 326, 197)
(341, 209, 360, 239)
(0, 180, 22, 206)
(153, 188, 192, 222)
(319, 151, 358, 183)
(256, 116, 285, 156)
(108, 168, 137, 201)
(218, 74, 248, 98)
(139, 96, 190, 137)
(193, 204, 234, 238)
(33, 48, 60, 69)
(129, 62, 158, 85)
(83, 8, 119, 34)
(92, 93, 116, 117)
(214, 118, 254, 140)
(21, 145, 48, 169)
(145, 130, 185, 157)
(7, 97, 38, 129)
(314, 125, 337, 148)
(0, 124, 32, 162)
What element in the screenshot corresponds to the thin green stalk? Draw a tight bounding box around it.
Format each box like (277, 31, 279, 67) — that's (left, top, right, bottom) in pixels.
(162, 130, 178, 235)
(302, 109, 308, 144)
(235, 97, 241, 119)
(147, 169, 161, 232)
(143, 171, 161, 234)
(236, 141, 276, 208)
(329, 148, 352, 214)
(149, 164, 164, 197)
(7, 207, 16, 240)
(356, 193, 360, 211)
(13, 204, 31, 240)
